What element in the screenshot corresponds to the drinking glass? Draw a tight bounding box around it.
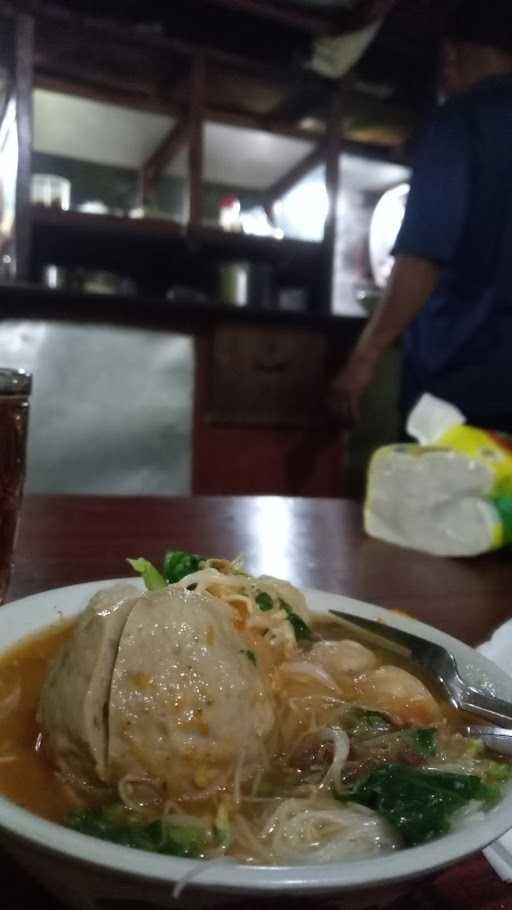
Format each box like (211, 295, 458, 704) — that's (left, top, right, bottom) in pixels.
(0, 368, 31, 604)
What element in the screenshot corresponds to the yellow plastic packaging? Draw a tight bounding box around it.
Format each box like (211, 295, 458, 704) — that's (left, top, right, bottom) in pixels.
(365, 395, 512, 557)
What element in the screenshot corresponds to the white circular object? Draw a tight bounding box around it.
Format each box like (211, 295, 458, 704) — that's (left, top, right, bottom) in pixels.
(0, 579, 511, 906)
(369, 183, 410, 288)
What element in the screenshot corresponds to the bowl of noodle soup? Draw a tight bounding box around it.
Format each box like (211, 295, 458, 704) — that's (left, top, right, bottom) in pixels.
(0, 559, 512, 910)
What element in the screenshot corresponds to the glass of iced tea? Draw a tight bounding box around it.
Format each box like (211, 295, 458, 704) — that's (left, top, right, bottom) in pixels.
(0, 369, 31, 604)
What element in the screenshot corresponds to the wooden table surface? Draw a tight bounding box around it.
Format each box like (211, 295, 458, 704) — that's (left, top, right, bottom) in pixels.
(3, 494, 512, 909)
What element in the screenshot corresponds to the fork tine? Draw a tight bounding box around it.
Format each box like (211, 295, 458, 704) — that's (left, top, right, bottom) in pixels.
(327, 611, 512, 724)
(328, 609, 438, 661)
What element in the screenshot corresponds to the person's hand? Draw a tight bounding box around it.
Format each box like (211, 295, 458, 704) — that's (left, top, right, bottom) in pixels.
(329, 352, 378, 426)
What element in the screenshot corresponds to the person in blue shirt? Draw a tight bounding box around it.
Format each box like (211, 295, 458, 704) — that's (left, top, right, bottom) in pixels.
(331, 0, 512, 433)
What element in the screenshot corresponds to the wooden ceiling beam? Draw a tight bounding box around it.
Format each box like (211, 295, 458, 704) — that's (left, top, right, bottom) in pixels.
(34, 71, 406, 159)
(33, 74, 326, 144)
(322, 80, 349, 311)
(0, 0, 193, 59)
(205, 106, 324, 143)
(344, 0, 397, 32)
(143, 119, 189, 175)
(263, 141, 328, 207)
(35, 74, 179, 116)
(140, 118, 190, 202)
(201, 0, 399, 39)
(33, 21, 180, 94)
(264, 75, 336, 127)
(0, 0, 313, 87)
(201, 0, 331, 35)
(15, 10, 34, 282)
(188, 55, 205, 227)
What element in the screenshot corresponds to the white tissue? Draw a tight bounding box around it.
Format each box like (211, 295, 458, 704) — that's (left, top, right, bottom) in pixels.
(406, 394, 466, 445)
(479, 621, 512, 880)
(364, 395, 501, 557)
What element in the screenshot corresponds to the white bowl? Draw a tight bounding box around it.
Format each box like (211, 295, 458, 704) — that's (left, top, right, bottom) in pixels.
(1, 580, 512, 910)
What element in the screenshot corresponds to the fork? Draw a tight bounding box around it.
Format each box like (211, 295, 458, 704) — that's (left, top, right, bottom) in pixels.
(328, 609, 512, 729)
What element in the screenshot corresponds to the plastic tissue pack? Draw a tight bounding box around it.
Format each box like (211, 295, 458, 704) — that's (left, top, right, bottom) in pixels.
(365, 395, 512, 557)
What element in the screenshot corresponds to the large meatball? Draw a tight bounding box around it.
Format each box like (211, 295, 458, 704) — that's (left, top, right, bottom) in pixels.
(108, 587, 274, 800)
(39, 583, 138, 787)
(39, 585, 275, 802)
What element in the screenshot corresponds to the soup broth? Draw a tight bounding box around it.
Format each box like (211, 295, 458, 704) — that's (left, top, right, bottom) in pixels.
(0, 563, 510, 867)
(0, 620, 75, 821)
(0, 616, 482, 822)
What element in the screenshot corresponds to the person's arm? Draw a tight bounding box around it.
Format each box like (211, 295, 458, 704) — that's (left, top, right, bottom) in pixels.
(330, 254, 441, 422)
(330, 98, 471, 425)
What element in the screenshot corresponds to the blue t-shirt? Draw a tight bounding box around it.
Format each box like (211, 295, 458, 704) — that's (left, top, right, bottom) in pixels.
(393, 75, 512, 420)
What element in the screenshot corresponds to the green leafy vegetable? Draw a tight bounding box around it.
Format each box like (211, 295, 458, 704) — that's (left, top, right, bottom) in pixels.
(483, 761, 512, 787)
(127, 558, 167, 591)
(338, 763, 502, 846)
(457, 736, 485, 760)
(402, 728, 437, 757)
(213, 803, 231, 848)
(240, 649, 257, 665)
(163, 550, 203, 584)
(67, 804, 212, 857)
(253, 593, 313, 641)
(280, 601, 313, 642)
(256, 591, 273, 611)
(345, 708, 394, 737)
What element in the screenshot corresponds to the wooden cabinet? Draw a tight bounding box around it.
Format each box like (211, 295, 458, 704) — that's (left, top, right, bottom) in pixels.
(208, 324, 328, 428)
(0, 280, 362, 496)
(0, 5, 368, 498)
(193, 326, 350, 496)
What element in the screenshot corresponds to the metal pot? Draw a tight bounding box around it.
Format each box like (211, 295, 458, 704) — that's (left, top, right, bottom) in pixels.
(217, 261, 249, 306)
(216, 261, 276, 309)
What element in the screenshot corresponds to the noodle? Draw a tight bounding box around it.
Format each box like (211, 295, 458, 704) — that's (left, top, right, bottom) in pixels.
(118, 775, 163, 812)
(319, 728, 350, 790)
(171, 857, 234, 900)
(260, 797, 401, 864)
(3, 555, 509, 867)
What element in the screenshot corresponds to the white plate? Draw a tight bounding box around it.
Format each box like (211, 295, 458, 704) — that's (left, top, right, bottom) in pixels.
(0, 578, 511, 895)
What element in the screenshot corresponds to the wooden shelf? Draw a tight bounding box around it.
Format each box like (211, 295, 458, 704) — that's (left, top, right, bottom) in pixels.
(0, 280, 365, 335)
(31, 205, 185, 240)
(189, 224, 321, 264)
(21, 0, 331, 307)
(30, 206, 191, 292)
(30, 205, 323, 296)
(31, 206, 320, 258)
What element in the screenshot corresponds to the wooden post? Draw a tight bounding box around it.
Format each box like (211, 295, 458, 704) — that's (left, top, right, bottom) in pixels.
(188, 55, 205, 227)
(263, 140, 329, 212)
(14, 12, 34, 282)
(0, 89, 16, 264)
(321, 83, 346, 314)
(138, 118, 190, 209)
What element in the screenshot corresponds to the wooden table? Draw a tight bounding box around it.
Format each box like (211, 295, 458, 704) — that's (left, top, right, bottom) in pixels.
(4, 494, 512, 909)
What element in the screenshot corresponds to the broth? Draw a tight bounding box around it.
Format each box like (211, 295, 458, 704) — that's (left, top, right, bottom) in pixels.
(0, 614, 467, 826)
(0, 620, 75, 822)
(14, 563, 508, 864)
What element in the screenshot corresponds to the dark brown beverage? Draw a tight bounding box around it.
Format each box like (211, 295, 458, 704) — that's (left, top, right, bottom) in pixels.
(0, 370, 31, 603)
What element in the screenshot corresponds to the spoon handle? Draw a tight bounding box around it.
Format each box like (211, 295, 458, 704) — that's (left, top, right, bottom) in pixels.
(459, 688, 512, 727)
(466, 725, 512, 757)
